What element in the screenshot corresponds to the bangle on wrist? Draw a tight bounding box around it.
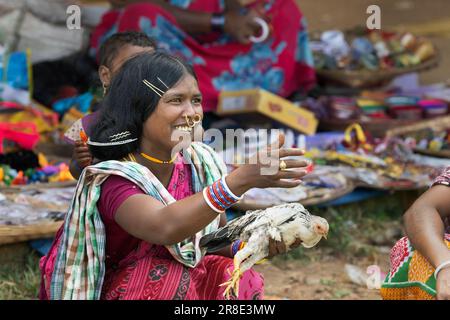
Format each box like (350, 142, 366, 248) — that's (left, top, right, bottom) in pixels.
(203, 187, 224, 214)
(231, 240, 246, 257)
(434, 260, 450, 279)
(211, 12, 225, 32)
(221, 174, 243, 201)
(202, 176, 242, 214)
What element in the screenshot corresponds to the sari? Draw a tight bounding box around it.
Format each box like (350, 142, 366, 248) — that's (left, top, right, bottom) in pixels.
(39, 142, 263, 299)
(90, 0, 316, 112)
(381, 167, 450, 299)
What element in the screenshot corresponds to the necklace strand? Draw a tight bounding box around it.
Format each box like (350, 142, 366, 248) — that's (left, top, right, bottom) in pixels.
(140, 152, 177, 164)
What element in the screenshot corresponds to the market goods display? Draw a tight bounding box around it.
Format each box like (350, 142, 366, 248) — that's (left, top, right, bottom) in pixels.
(304, 127, 447, 190)
(386, 115, 450, 158)
(311, 28, 439, 88)
(0, 187, 73, 245)
(0, 150, 74, 188)
(236, 166, 354, 210)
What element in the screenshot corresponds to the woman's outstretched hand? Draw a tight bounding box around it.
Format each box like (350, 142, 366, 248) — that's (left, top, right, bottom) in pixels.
(225, 133, 310, 196)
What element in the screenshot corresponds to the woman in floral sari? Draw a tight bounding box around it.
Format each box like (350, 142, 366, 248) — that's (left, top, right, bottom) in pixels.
(381, 167, 450, 300)
(39, 51, 308, 300)
(91, 0, 316, 112)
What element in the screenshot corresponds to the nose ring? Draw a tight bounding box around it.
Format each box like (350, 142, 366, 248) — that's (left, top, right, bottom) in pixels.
(184, 114, 202, 128)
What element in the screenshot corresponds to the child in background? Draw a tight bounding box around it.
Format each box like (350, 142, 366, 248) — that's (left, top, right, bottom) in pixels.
(64, 32, 156, 179)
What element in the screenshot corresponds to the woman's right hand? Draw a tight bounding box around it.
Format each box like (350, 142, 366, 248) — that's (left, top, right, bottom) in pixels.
(225, 133, 310, 195)
(436, 267, 450, 300)
(224, 10, 262, 44)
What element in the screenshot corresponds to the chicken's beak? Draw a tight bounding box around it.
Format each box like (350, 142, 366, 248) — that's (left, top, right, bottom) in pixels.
(323, 233, 328, 240)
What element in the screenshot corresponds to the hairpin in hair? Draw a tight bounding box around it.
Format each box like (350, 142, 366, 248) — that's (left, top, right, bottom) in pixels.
(87, 131, 138, 146)
(157, 77, 169, 89)
(143, 79, 165, 97)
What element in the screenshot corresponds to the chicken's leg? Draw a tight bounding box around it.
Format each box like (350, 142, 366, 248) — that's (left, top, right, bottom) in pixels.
(220, 232, 265, 299)
(220, 244, 253, 299)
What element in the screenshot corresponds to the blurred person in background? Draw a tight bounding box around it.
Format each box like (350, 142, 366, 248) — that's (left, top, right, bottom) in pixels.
(91, 0, 316, 114)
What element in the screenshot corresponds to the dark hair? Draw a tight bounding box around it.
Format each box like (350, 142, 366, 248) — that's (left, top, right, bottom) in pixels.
(89, 51, 197, 161)
(98, 31, 157, 68)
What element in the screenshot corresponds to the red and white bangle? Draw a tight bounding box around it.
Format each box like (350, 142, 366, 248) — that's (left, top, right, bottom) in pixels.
(203, 187, 224, 214)
(203, 175, 242, 214)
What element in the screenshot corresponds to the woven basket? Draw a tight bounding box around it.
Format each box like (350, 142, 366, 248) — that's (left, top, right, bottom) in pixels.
(386, 114, 450, 158)
(316, 53, 439, 88)
(312, 27, 440, 88)
(0, 221, 62, 246)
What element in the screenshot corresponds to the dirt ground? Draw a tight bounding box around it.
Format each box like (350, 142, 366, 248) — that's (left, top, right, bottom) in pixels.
(255, 251, 390, 300)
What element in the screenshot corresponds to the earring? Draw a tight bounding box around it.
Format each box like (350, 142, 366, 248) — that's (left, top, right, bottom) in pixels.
(102, 83, 107, 96)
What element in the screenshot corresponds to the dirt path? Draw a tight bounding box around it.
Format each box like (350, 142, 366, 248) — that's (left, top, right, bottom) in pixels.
(254, 251, 390, 300)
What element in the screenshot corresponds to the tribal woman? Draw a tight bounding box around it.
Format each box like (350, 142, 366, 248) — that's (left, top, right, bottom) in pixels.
(39, 51, 309, 300)
(381, 167, 450, 300)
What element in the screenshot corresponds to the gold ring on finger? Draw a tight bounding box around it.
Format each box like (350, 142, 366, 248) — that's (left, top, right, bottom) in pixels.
(279, 160, 287, 171)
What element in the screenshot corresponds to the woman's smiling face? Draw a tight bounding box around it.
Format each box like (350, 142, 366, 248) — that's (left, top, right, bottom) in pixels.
(141, 74, 203, 154)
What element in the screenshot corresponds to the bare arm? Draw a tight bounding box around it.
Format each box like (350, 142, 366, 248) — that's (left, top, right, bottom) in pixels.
(109, 0, 259, 42)
(110, 0, 217, 34)
(116, 191, 228, 245)
(114, 136, 308, 246)
(404, 185, 450, 268)
(147, 0, 214, 34)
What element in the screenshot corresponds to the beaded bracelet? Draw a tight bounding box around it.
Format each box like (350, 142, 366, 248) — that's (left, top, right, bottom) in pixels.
(203, 175, 243, 214)
(231, 240, 246, 257)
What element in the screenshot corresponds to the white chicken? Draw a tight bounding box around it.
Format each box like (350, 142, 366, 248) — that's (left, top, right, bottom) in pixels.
(199, 203, 329, 299)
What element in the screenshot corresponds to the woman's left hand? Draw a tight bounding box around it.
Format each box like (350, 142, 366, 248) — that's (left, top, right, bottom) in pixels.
(224, 10, 262, 44)
(267, 238, 302, 258)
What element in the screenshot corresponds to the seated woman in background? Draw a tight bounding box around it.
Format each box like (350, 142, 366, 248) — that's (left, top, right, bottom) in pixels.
(40, 51, 309, 300)
(91, 0, 316, 113)
(381, 167, 450, 300)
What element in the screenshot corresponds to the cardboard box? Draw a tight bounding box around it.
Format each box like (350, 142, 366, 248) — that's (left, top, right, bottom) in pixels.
(217, 88, 318, 135)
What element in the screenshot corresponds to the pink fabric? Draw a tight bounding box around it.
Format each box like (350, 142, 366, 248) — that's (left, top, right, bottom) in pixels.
(101, 244, 263, 300)
(97, 157, 193, 266)
(90, 0, 316, 112)
(40, 156, 264, 300)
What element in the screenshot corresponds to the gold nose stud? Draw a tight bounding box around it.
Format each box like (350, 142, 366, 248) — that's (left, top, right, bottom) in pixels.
(184, 114, 202, 128)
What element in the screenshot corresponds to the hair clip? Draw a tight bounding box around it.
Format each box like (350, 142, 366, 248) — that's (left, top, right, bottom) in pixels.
(87, 131, 138, 146)
(143, 79, 165, 97)
(157, 77, 169, 89)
